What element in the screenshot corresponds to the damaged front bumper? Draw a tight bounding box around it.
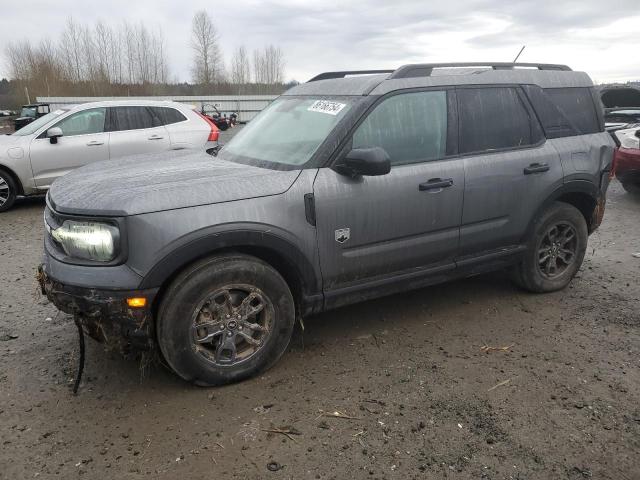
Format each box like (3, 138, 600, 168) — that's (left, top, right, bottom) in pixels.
(37, 266, 158, 354)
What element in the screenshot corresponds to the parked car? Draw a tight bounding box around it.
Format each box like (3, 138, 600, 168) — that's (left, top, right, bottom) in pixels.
(38, 62, 615, 386)
(604, 108, 640, 132)
(0, 100, 219, 211)
(613, 127, 640, 194)
(0, 110, 14, 117)
(13, 103, 51, 130)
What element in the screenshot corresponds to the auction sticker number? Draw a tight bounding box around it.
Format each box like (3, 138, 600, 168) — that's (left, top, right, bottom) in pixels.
(307, 100, 346, 116)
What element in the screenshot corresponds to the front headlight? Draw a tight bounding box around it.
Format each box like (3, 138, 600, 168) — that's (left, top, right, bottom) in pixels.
(51, 221, 120, 262)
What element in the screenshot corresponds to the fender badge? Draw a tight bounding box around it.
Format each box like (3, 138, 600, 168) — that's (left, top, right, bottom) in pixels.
(335, 228, 350, 244)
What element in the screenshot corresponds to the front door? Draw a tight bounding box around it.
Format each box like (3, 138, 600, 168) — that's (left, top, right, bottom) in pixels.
(313, 90, 464, 294)
(29, 107, 109, 189)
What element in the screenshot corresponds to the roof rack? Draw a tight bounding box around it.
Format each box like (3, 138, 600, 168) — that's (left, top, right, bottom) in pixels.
(389, 62, 572, 79)
(307, 63, 572, 83)
(307, 70, 394, 82)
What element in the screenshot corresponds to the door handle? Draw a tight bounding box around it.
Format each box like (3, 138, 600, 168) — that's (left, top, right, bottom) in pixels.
(148, 135, 164, 140)
(86, 141, 104, 146)
(524, 163, 550, 175)
(419, 178, 454, 191)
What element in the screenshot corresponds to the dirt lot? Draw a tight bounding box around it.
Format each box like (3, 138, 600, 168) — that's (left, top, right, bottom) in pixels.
(1, 177, 639, 479)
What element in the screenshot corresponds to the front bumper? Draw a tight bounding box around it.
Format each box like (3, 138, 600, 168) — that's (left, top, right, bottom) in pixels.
(38, 265, 158, 354)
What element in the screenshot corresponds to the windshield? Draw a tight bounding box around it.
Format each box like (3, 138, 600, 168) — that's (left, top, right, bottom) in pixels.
(20, 106, 37, 118)
(219, 97, 353, 168)
(13, 109, 68, 136)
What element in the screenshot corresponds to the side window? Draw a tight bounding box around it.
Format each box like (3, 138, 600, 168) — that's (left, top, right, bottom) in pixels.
(150, 107, 187, 125)
(543, 88, 600, 135)
(352, 91, 448, 166)
(111, 106, 157, 131)
(53, 108, 106, 136)
(458, 87, 541, 154)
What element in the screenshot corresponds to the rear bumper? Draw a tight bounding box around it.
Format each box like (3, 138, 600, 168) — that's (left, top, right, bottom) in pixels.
(37, 265, 158, 354)
(615, 147, 640, 184)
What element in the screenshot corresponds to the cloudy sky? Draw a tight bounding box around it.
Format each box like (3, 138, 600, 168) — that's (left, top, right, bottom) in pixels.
(1, 0, 639, 83)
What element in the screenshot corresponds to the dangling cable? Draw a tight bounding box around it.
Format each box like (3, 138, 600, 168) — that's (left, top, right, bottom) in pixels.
(72, 316, 85, 395)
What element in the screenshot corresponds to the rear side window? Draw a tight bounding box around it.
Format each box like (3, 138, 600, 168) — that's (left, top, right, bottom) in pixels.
(353, 90, 448, 166)
(544, 88, 600, 135)
(150, 107, 187, 125)
(110, 106, 157, 131)
(458, 87, 542, 154)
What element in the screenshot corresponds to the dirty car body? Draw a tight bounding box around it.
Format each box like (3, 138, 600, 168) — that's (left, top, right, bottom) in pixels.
(39, 63, 615, 385)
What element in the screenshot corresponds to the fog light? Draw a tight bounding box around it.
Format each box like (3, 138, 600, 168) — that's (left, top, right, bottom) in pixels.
(126, 297, 147, 308)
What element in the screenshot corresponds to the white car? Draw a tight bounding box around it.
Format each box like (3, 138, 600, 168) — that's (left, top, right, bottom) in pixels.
(0, 100, 219, 211)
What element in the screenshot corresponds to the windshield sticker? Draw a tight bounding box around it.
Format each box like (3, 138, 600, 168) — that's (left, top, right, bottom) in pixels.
(307, 100, 346, 116)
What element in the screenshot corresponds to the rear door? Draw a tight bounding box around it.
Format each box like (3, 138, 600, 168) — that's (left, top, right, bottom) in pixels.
(107, 106, 170, 159)
(150, 106, 208, 149)
(313, 89, 464, 294)
(29, 107, 109, 188)
(456, 86, 563, 259)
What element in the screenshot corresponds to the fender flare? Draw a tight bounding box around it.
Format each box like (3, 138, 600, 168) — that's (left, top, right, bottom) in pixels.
(139, 226, 322, 299)
(524, 180, 600, 238)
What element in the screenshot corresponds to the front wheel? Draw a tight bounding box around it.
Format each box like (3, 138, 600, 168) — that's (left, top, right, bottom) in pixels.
(157, 254, 295, 386)
(511, 202, 588, 293)
(0, 170, 17, 212)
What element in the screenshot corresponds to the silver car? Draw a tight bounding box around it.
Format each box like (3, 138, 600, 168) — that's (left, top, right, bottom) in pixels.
(0, 100, 218, 211)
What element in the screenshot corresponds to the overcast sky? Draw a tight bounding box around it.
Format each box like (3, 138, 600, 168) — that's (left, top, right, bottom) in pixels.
(1, 0, 639, 84)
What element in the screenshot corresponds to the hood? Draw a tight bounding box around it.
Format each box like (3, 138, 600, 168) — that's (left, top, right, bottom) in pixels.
(48, 149, 301, 216)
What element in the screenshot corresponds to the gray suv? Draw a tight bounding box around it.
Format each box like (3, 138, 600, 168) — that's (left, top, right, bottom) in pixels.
(39, 63, 615, 386)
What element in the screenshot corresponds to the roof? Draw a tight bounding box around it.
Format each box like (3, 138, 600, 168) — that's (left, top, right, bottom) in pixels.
(284, 63, 593, 97)
(64, 99, 193, 111)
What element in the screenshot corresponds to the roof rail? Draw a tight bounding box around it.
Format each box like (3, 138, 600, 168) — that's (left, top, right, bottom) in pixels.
(388, 62, 572, 79)
(307, 70, 394, 82)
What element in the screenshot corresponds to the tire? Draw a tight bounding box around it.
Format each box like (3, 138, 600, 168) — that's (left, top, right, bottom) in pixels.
(511, 202, 588, 293)
(157, 253, 295, 386)
(0, 169, 17, 212)
(621, 181, 640, 195)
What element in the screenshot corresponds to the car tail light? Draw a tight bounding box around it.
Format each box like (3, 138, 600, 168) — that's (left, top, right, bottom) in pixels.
(196, 111, 219, 142)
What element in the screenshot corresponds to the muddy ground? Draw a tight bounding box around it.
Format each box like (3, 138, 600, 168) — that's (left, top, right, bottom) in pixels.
(1, 175, 639, 479)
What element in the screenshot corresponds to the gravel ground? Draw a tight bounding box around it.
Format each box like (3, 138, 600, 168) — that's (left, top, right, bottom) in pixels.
(1, 168, 639, 479)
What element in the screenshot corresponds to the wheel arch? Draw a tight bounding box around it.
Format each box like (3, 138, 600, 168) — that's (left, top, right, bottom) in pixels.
(141, 229, 323, 317)
(0, 164, 24, 196)
(526, 181, 601, 237)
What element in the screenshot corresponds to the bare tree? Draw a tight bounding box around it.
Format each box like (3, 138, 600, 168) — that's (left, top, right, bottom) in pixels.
(252, 45, 285, 86)
(190, 10, 223, 84)
(230, 46, 250, 89)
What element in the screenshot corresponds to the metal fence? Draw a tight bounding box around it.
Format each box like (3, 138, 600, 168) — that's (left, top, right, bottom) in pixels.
(36, 95, 279, 123)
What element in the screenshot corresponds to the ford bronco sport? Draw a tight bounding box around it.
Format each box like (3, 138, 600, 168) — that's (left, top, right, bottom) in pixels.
(39, 62, 615, 386)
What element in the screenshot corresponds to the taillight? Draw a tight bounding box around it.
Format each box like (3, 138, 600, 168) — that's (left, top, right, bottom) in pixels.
(196, 111, 219, 142)
(610, 147, 618, 179)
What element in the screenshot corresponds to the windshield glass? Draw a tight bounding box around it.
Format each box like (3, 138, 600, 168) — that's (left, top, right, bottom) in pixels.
(219, 97, 353, 168)
(20, 106, 37, 118)
(13, 109, 68, 136)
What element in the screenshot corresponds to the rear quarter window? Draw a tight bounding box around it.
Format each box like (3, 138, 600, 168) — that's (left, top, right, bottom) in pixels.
(543, 87, 601, 135)
(151, 107, 187, 126)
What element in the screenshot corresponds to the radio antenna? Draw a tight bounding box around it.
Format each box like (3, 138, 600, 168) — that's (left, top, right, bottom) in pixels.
(513, 45, 526, 63)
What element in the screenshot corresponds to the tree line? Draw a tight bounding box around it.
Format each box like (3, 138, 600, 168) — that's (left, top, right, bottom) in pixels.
(2, 11, 290, 107)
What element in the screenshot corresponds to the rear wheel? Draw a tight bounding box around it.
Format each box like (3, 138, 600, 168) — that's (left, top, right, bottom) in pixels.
(157, 254, 295, 386)
(621, 181, 640, 195)
(0, 170, 17, 212)
(511, 202, 588, 293)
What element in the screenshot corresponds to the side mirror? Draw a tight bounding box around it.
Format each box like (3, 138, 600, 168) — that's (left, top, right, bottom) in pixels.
(336, 147, 391, 177)
(47, 127, 63, 144)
